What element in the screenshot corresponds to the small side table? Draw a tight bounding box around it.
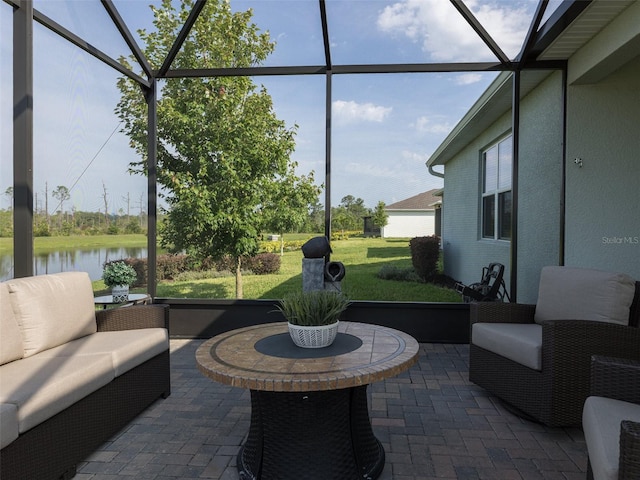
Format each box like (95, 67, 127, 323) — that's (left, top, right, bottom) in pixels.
(93, 293, 151, 309)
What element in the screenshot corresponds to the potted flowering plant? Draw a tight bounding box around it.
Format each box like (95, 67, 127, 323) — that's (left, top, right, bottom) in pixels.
(102, 261, 137, 303)
(274, 290, 350, 348)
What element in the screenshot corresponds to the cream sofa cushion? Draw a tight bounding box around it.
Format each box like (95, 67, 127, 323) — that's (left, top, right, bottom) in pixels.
(0, 403, 19, 449)
(0, 284, 24, 365)
(6, 272, 97, 357)
(583, 396, 640, 480)
(534, 266, 635, 326)
(472, 323, 543, 371)
(0, 353, 113, 433)
(41, 328, 169, 377)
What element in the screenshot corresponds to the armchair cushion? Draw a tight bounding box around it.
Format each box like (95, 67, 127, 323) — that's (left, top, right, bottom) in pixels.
(583, 396, 640, 480)
(471, 323, 542, 370)
(534, 266, 635, 326)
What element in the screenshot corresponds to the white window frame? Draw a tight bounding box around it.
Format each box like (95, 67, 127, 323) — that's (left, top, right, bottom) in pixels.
(481, 135, 512, 241)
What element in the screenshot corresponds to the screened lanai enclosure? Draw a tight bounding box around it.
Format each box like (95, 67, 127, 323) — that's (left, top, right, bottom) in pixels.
(3, 0, 639, 338)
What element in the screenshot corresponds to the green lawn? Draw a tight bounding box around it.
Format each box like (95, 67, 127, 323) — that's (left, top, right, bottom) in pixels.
(155, 236, 461, 302)
(0, 234, 148, 254)
(1, 234, 461, 302)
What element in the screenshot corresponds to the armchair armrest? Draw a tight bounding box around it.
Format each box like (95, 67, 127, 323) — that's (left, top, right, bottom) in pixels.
(590, 356, 640, 404)
(620, 420, 640, 480)
(470, 302, 536, 325)
(96, 304, 169, 332)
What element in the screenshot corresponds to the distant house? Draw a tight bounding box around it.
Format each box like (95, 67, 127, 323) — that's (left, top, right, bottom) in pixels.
(382, 189, 442, 239)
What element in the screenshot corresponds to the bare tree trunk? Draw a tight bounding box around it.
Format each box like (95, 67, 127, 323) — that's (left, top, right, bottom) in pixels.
(235, 256, 243, 299)
(102, 181, 109, 226)
(44, 182, 49, 226)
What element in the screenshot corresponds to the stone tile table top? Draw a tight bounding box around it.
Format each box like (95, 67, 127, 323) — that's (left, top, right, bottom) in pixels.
(196, 321, 419, 392)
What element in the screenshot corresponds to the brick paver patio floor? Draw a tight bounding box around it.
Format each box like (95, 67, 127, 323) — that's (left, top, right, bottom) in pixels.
(76, 339, 587, 480)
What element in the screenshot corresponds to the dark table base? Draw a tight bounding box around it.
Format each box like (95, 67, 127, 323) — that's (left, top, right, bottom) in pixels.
(238, 385, 384, 480)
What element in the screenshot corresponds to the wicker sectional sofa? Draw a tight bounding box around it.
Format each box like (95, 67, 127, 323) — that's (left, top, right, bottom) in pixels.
(0, 272, 170, 480)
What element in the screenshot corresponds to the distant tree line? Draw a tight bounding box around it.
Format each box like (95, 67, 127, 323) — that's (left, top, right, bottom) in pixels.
(0, 184, 147, 237)
(0, 187, 388, 239)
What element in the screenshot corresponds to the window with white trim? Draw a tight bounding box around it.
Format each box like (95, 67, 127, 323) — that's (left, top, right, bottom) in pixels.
(482, 135, 512, 240)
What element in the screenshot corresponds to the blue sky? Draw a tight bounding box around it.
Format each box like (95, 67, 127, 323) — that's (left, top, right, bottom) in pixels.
(1, 0, 556, 214)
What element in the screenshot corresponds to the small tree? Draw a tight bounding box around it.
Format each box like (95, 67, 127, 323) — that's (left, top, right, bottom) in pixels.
(52, 185, 70, 228)
(372, 201, 389, 233)
(116, 0, 299, 298)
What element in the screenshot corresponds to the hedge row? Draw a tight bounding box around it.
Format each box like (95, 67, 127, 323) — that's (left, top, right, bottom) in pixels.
(113, 252, 281, 286)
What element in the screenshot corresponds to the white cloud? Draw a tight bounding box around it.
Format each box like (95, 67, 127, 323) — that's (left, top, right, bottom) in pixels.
(401, 150, 429, 164)
(414, 116, 453, 135)
(377, 0, 531, 61)
(455, 73, 483, 85)
(332, 100, 392, 124)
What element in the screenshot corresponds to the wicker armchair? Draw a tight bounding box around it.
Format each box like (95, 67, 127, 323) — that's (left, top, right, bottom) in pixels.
(469, 267, 640, 427)
(584, 356, 640, 480)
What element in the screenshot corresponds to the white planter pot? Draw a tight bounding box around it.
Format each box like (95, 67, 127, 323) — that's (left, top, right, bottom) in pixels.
(111, 285, 130, 303)
(288, 321, 339, 348)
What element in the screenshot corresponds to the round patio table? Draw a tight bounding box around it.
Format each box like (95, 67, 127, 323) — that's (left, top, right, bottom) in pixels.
(196, 321, 419, 480)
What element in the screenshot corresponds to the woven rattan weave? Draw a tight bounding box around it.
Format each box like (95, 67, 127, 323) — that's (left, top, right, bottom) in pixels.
(197, 321, 418, 479)
(0, 304, 171, 480)
(586, 356, 640, 480)
(469, 281, 640, 427)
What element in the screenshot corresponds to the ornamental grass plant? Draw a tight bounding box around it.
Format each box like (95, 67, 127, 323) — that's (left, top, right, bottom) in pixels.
(274, 290, 350, 326)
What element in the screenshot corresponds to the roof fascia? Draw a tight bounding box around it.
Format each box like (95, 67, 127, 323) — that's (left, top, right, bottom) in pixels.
(516, 0, 550, 65)
(425, 61, 564, 168)
(101, 0, 153, 78)
(32, 8, 150, 88)
(525, 0, 593, 61)
(426, 70, 512, 168)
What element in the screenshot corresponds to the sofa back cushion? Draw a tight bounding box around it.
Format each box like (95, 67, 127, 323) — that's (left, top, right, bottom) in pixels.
(0, 283, 24, 365)
(534, 266, 636, 326)
(6, 272, 97, 357)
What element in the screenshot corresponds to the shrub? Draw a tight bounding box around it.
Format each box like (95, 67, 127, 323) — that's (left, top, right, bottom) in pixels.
(156, 254, 190, 280)
(214, 255, 237, 273)
(409, 235, 440, 281)
(124, 257, 147, 287)
(245, 252, 281, 275)
(259, 239, 306, 253)
(376, 264, 422, 283)
(124, 220, 142, 234)
(33, 221, 51, 237)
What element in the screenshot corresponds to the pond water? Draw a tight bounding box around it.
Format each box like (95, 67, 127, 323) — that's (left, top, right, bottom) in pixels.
(0, 247, 147, 282)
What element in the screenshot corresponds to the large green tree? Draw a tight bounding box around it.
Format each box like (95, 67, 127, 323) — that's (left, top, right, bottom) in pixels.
(331, 195, 371, 233)
(116, 0, 317, 298)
